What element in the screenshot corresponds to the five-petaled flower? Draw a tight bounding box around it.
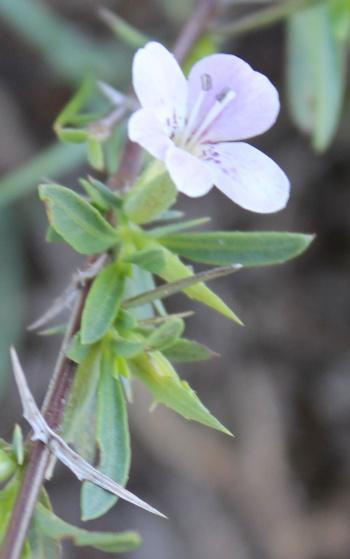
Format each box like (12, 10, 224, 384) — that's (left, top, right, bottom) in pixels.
(128, 42, 290, 213)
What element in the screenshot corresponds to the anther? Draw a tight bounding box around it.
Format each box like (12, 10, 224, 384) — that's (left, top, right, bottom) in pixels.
(201, 73, 212, 92)
(216, 87, 235, 103)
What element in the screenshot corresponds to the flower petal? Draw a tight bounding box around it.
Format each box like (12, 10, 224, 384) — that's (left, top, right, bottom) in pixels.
(165, 146, 214, 197)
(203, 142, 289, 213)
(132, 42, 188, 126)
(128, 109, 173, 159)
(187, 54, 280, 143)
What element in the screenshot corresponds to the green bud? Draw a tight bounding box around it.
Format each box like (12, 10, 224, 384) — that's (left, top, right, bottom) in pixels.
(124, 161, 177, 224)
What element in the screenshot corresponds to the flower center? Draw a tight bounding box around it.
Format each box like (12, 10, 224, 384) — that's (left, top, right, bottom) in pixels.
(178, 74, 236, 153)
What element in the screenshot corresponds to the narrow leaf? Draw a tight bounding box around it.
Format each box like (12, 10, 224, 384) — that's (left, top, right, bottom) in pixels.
(131, 352, 232, 435)
(81, 351, 131, 520)
(148, 217, 210, 238)
(63, 345, 101, 461)
(160, 231, 314, 266)
(147, 317, 184, 350)
(125, 248, 166, 274)
(39, 183, 118, 254)
(81, 264, 125, 344)
(80, 176, 122, 210)
(35, 504, 141, 553)
(111, 337, 145, 358)
(163, 338, 218, 362)
(287, 3, 346, 150)
(123, 261, 241, 315)
(159, 249, 242, 323)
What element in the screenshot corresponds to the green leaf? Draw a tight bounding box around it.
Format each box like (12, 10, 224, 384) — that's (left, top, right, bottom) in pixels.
(55, 76, 94, 127)
(46, 226, 65, 244)
(148, 217, 210, 238)
(81, 264, 125, 344)
(131, 352, 232, 435)
(124, 247, 242, 323)
(160, 249, 242, 323)
(81, 351, 131, 520)
(160, 231, 314, 267)
(147, 317, 184, 350)
(66, 333, 92, 364)
(123, 262, 241, 310)
(124, 162, 177, 224)
(111, 337, 145, 358)
(163, 338, 217, 362)
(287, 2, 346, 150)
(0, 445, 16, 482)
(28, 519, 61, 559)
(123, 266, 157, 321)
(0, 474, 22, 543)
(80, 177, 122, 211)
(39, 183, 118, 254)
(125, 247, 166, 274)
(63, 346, 101, 461)
(35, 504, 141, 553)
(56, 128, 89, 143)
(87, 138, 104, 171)
(330, 0, 350, 40)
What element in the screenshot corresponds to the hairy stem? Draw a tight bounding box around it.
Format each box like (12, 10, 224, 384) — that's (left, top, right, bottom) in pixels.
(0, 2, 220, 558)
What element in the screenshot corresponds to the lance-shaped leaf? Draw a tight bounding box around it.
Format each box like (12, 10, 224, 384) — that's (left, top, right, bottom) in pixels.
(148, 217, 210, 238)
(160, 249, 242, 323)
(146, 317, 184, 350)
(10, 348, 165, 518)
(0, 474, 31, 559)
(111, 337, 145, 358)
(35, 504, 141, 554)
(130, 352, 232, 435)
(81, 264, 126, 344)
(159, 231, 314, 267)
(163, 338, 218, 363)
(28, 515, 61, 559)
(0, 443, 16, 482)
(80, 176, 122, 211)
(123, 257, 242, 325)
(81, 351, 131, 520)
(287, 3, 346, 150)
(125, 247, 166, 274)
(39, 184, 118, 254)
(63, 345, 101, 461)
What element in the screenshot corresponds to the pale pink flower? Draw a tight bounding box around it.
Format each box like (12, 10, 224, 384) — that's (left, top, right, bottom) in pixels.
(128, 42, 289, 213)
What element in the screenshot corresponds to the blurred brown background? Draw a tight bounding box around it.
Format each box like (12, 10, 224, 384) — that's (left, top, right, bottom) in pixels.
(1, 1, 350, 558)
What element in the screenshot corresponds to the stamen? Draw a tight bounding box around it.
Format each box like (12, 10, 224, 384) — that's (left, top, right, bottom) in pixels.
(180, 73, 213, 146)
(201, 73, 212, 92)
(188, 88, 236, 147)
